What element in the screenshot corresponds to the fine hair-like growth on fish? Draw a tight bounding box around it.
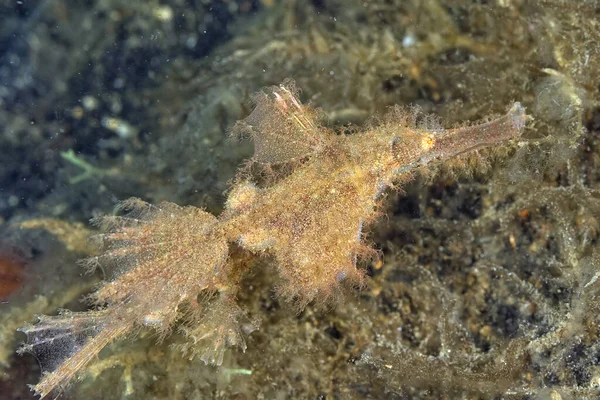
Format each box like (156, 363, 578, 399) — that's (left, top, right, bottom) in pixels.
(19, 80, 526, 398)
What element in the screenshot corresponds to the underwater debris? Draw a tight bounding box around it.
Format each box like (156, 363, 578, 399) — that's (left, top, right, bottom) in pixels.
(19, 81, 526, 398)
(60, 149, 120, 185)
(0, 250, 25, 300)
(17, 218, 96, 254)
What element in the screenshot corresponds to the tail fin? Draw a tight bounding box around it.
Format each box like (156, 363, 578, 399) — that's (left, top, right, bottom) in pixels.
(19, 198, 232, 397)
(18, 309, 131, 398)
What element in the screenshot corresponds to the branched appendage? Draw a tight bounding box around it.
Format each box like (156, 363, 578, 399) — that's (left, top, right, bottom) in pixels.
(19, 199, 235, 398)
(178, 293, 257, 366)
(20, 81, 526, 397)
(86, 199, 230, 338)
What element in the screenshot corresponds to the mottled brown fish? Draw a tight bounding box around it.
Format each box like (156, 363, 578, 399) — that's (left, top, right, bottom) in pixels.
(19, 80, 526, 398)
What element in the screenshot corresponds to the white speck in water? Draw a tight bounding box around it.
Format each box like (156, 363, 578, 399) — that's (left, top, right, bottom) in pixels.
(402, 34, 416, 47)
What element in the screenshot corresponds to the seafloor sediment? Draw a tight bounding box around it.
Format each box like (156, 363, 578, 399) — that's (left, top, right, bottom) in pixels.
(1, 1, 599, 399)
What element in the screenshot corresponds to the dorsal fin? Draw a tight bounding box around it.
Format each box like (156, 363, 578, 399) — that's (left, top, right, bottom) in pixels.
(230, 80, 329, 164)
